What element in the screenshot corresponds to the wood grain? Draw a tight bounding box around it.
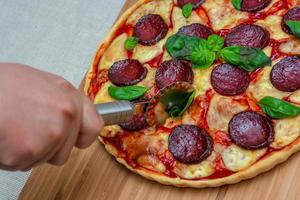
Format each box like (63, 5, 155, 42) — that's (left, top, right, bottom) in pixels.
(20, 1, 300, 200)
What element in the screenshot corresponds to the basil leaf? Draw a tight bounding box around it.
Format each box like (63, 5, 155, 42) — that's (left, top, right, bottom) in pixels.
(207, 34, 224, 52)
(258, 96, 300, 119)
(177, 90, 196, 117)
(108, 85, 147, 101)
(232, 0, 242, 10)
(188, 50, 216, 69)
(220, 46, 271, 71)
(160, 89, 196, 118)
(182, 3, 193, 18)
(166, 34, 204, 59)
(124, 37, 138, 50)
(286, 20, 300, 38)
(166, 34, 217, 69)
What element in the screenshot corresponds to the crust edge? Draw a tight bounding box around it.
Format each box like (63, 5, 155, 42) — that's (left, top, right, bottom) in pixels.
(99, 136, 300, 188)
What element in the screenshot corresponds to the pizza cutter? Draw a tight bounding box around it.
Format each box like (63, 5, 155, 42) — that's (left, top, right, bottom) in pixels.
(95, 82, 195, 126)
(95, 101, 148, 126)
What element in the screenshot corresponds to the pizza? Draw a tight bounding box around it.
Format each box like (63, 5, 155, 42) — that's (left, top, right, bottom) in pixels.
(84, 0, 300, 188)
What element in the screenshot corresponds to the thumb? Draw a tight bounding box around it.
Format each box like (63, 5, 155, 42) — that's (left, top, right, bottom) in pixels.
(75, 95, 104, 149)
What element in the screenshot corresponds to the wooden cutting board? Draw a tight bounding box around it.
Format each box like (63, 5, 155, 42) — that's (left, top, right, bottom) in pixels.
(19, 1, 300, 200)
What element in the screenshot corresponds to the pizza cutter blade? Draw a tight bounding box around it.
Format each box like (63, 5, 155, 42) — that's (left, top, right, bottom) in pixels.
(94, 100, 149, 126)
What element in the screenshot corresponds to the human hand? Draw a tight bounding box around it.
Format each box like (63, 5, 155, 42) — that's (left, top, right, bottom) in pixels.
(0, 63, 103, 171)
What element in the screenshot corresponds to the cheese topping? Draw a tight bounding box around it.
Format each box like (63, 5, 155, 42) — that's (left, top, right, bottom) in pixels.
(247, 66, 290, 101)
(171, 7, 206, 33)
(289, 91, 300, 105)
(221, 145, 266, 172)
(256, 15, 290, 40)
(202, 0, 248, 31)
(99, 33, 128, 69)
(126, 0, 173, 26)
(100, 125, 122, 137)
(132, 34, 168, 63)
(280, 38, 300, 56)
(94, 82, 114, 104)
(271, 115, 300, 149)
(174, 153, 216, 179)
(194, 67, 213, 96)
(207, 94, 248, 132)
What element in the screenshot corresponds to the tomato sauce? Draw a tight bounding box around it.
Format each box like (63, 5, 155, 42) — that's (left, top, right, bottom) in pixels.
(250, 68, 264, 83)
(87, 69, 109, 99)
(145, 52, 164, 68)
(217, 29, 230, 37)
(213, 131, 232, 147)
(244, 0, 289, 24)
(114, 23, 134, 38)
(196, 6, 212, 28)
(169, 4, 175, 29)
(269, 39, 289, 61)
(206, 157, 234, 179)
(197, 89, 214, 131)
(159, 152, 177, 178)
(258, 147, 281, 161)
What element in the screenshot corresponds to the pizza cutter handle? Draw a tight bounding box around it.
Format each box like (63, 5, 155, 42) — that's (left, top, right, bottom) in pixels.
(94, 101, 134, 126)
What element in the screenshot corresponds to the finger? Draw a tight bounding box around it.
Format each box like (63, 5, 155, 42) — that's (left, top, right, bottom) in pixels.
(47, 127, 79, 166)
(19, 130, 71, 171)
(75, 96, 103, 149)
(0, 163, 18, 171)
(21, 135, 70, 171)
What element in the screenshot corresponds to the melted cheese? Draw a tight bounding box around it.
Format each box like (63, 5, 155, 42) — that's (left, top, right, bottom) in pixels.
(290, 0, 300, 6)
(289, 91, 300, 105)
(137, 154, 166, 172)
(271, 115, 300, 149)
(132, 33, 168, 63)
(256, 15, 290, 40)
(126, 0, 173, 26)
(99, 33, 128, 69)
(247, 66, 290, 101)
(182, 112, 198, 125)
(138, 65, 156, 88)
(171, 7, 206, 33)
(100, 125, 122, 137)
(202, 0, 248, 31)
(164, 117, 182, 129)
(174, 153, 216, 179)
(263, 46, 272, 57)
(280, 38, 300, 56)
(94, 82, 114, 104)
(194, 67, 213, 96)
(221, 145, 266, 172)
(207, 94, 248, 132)
(162, 49, 172, 62)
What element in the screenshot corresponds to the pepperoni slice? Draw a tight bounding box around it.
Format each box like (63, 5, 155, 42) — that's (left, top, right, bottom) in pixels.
(229, 111, 274, 150)
(177, 0, 205, 8)
(270, 56, 300, 92)
(119, 113, 148, 131)
(168, 125, 213, 164)
(281, 7, 300, 34)
(133, 14, 168, 46)
(155, 59, 194, 90)
(225, 24, 270, 49)
(178, 23, 213, 39)
(211, 64, 250, 96)
(240, 0, 272, 12)
(108, 59, 148, 86)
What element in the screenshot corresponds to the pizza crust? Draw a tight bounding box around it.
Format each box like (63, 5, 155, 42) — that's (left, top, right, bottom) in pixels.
(100, 135, 300, 188)
(85, 0, 300, 188)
